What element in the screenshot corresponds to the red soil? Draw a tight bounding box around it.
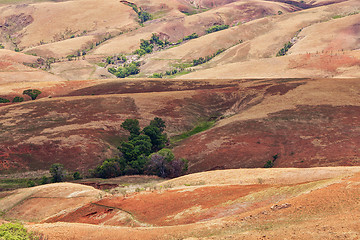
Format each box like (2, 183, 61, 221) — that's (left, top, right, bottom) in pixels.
(289, 53, 360, 73)
(174, 105, 360, 172)
(48, 184, 269, 226)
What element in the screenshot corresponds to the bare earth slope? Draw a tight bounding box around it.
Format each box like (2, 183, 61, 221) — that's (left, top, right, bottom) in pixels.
(1, 167, 358, 239)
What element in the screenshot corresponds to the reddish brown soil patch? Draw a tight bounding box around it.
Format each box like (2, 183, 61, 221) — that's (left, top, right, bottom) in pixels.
(65, 80, 239, 96)
(174, 105, 360, 172)
(49, 184, 268, 226)
(289, 53, 360, 72)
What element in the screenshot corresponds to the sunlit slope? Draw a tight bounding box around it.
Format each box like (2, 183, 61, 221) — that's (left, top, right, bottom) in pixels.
(8, 167, 358, 239)
(141, 0, 360, 75)
(0, 0, 138, 49)
(91, 0, 297, 56)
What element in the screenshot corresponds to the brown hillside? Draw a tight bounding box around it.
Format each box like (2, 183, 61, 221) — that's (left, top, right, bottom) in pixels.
(173, 78, 360, 172)
(0, 78, 359, 174)
(91, 0, 296, 56)
(0, 0, 138, 49)
(140, 0, 360, 75)
(10, 167, 358, 239)
(0, 79, 242, 173)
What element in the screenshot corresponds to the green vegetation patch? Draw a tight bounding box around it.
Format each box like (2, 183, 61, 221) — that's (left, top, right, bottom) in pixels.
(332, 11, 359, 19)
(108, 62, 140, 78)
(171, 120, 216, 143)
(0, 222, 42, 240)
(206, 25, 229, 34)
(276, 41, 293, 57)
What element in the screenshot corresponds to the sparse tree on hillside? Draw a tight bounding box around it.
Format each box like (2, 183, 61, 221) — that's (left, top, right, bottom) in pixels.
(50, 163, 66, 182)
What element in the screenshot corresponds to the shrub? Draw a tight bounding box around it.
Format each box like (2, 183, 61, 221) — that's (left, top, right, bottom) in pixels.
(149, 73, 163, 78)
(0, 44, 4, 49)
(94, 159, 123, 179)
(138, 10, 152, 23)
(40, 176, 48, 185)
(73, 171, 82, 180)
(23, 89, 42, 100)
(50, 163, 66, 182)
(183, 33, 198, 41)
(146, 150, 188, 178)
(0, 222, 39, 240)
(276, 41, 293, 56)
(264, 154, 278, 168)
(0, 98, 10, 103)
(206, 25, 229, 34)
(12, 96, 24, 103)
(192, 48, 225, 66)
(27, 180, 36, 188)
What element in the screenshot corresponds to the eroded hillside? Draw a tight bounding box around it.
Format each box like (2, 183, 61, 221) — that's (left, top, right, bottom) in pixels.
(1, 167, 360, 239)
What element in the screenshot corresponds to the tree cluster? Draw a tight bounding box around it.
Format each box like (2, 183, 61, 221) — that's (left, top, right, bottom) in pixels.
(276, 42, 293, 56)
(92, 118, 187, 179)
(205, 25, 229, 34)
(23, 89, 42, 100)
(193, 48, 225, 66)
(133, 33, 170, 56)
(182, 33, 199, 41)
(108, 61, 140, 78)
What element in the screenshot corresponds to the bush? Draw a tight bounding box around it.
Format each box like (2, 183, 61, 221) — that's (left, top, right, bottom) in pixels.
(50, 163, 66, 182)
(183, 33, 199, 41)
(192, 48, 225, 66)
(23, 89, 42, 100)
(206, 25, 229, 34)
(94, 159, 123, 179)
(264, 154, 278, 168)
(73, 171, 82, 180)
(148, 73, 163, 78)
(12, 96, 24, 103)
(0, 222, 39, 240)
(40, 176, 48, 185)
(276, 42, 293, 56)
(0, 98, 10, 103)
(138, 10, 152, 23)
(27, 180, 35, 188)
(146, 150, 188, 178)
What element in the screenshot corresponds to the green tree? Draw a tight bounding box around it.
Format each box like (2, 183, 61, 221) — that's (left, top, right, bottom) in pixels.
(121, 119, 140, 136)
(150, 117, 166, 132)
(40, 176, 48, 185)
(23, 89, 42, 100)
(12, 96, 24, 103)
(94, 159, 122, 179)
(0, 98, 10, 103)
(50, 163, 66, 182)
(73, 171, 82, 180)
(143, 124, 167, 152)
